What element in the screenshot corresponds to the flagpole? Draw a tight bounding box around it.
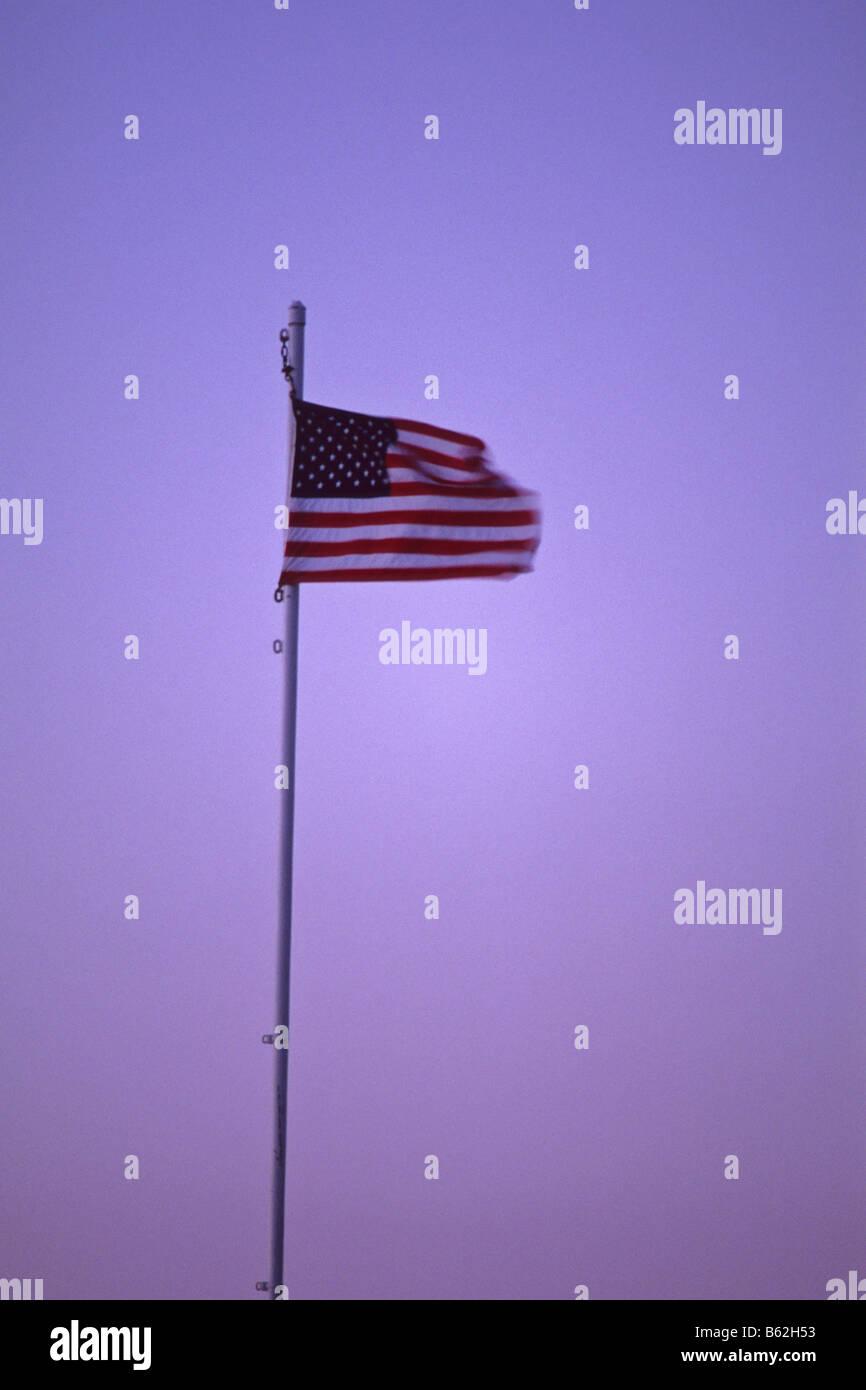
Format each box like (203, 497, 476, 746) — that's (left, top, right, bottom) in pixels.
(267, 299, 305, 1299)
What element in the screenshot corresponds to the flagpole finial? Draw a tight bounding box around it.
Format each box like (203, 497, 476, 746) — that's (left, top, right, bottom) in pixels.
(289, 300, 306, 322)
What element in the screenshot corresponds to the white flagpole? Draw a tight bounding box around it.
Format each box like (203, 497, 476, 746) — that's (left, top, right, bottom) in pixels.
(266, 300, 305, 1299)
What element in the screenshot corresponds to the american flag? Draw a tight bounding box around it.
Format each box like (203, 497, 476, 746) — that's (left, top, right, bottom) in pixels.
(278, 398, 541, 584)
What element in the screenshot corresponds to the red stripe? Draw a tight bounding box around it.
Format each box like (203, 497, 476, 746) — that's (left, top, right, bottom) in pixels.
(388, 445, 488, 473)
(388, 480, 528, 500)
(283, 536, 537, 558)
(279, 564, 527, 584)
(287, 507, 539, 529)
(391, 418, 486, 451)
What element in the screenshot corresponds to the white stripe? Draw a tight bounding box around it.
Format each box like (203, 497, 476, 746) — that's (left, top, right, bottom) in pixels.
(282, 549, 533, 572)
(386, 467, 494, 489)
(288, 493, 536, 515)
(395, 426, 482, 459)
(391, 440, 484, 468)
(388, 455, 485, 485)
(286, 522, 539, 543)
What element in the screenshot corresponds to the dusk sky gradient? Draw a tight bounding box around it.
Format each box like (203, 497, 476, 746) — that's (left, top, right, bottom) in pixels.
(1, 0, 864, 1299)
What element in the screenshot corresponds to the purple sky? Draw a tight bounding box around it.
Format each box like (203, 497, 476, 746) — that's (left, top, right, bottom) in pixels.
(1, 0, 864, 1300)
